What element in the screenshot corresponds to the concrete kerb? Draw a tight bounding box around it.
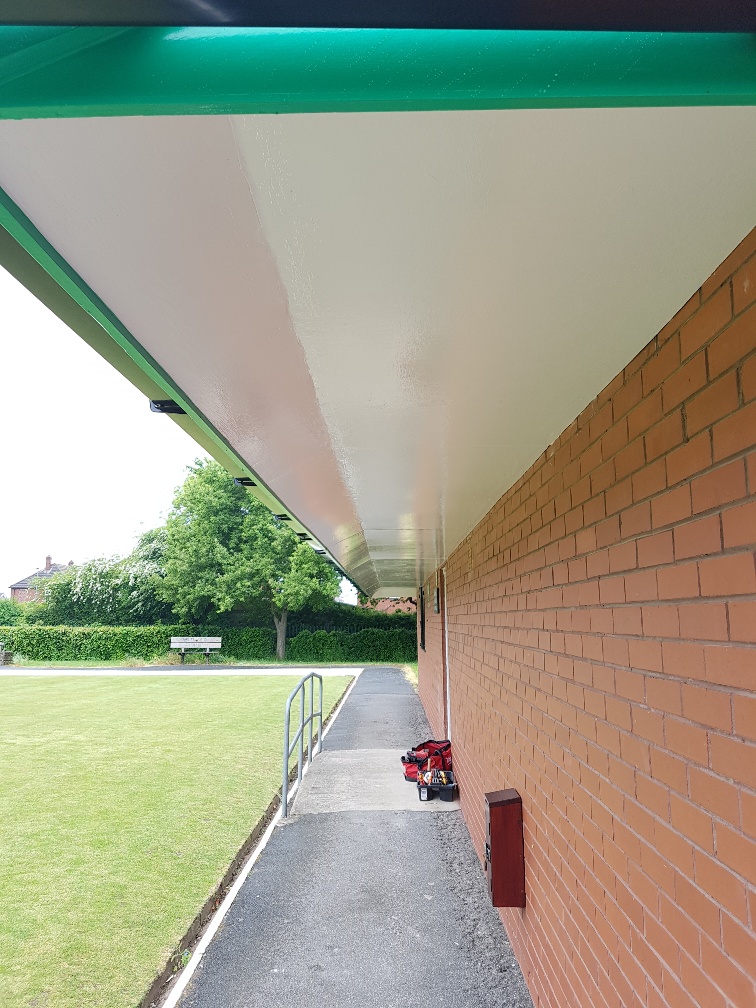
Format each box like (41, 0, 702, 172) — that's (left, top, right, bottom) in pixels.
(148, 668, 364, 1008)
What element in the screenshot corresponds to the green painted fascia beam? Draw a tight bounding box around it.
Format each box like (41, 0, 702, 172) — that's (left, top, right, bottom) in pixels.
(0, 186, 348, 578)
(0, 27, 754, 116)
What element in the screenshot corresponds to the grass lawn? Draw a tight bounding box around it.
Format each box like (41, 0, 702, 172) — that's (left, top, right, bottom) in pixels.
(0, 674, 351, 1008)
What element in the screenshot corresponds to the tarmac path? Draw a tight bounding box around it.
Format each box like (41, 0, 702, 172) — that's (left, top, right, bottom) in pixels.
(178, 666, 532, 1008)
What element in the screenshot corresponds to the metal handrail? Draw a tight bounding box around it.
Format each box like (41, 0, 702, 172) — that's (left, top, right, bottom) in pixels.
(282, 672, 324, 817)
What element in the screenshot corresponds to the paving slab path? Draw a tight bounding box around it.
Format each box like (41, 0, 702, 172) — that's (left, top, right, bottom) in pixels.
(179, 665, 533, 1008)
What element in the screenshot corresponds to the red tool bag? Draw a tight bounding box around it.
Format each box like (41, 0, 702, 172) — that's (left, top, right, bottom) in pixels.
(401, 739, 452, 781)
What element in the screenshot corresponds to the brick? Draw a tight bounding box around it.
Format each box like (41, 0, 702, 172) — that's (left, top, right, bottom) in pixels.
(674, 872, 722, 943)
(673, 515, 721, 560)
(732, 255, 756, 314)
(716, 823, 756, 883)
(615, 670, 645, 703)
(651, 485, 692, 529)
(606, 477, 633, 516)
(599, 575, 625, 604)
(722, 499, 756, 548)
(637, 532, 674, 569)
(612, 370, 644, 421)
(666, 432, 713, 487)
(691, 459, 747, 514)
(713, 398, 756, 462)
(670, 794, 714, 851)
(643, 337, 681, 396)
(642, 604, 680, 639)
(629, 390, 663, 442)
(632, 458, 666, 503)
(722, 914, 756, 979)
(650, 747, 688, 792)
(741, 790, 756, 838)
(704, 643, 756, 689)
(662, 641, 706, 680)
(620, 502, 651, 538)
(662, 353, 707, 413)
(646, 675, 682, 714)
(658, 893, 701, 963)
(698, 552, 756, 597)
(685, 371, 739, 436)
(742, 354, 756, 402)
(681, 684, 732, 731)
(728, 600, 756, 642)
(710, 734, 756, 790)
(733, 693, 756, 741)
(624, 570, 658, 603)
(700, 934, 755, 1007)
(613, 605, 642, 635)
(680, 284, 732, 360)
(629, 638, 663, 673)
(688, 767, 740, 826)
(609, 540, 637, 573)
(694, 853, 749, 922)
(707, 304, 756, 378)
(677, 602, 728, 642)
(657, 562, 699, 600)
(664, 718, 708, 765)
(645, 411, 684, 463)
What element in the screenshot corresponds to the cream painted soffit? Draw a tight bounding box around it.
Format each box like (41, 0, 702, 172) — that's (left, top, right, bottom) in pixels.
(0, 107, 755, 594)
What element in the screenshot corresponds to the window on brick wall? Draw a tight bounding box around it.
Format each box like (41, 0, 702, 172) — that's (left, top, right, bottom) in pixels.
(418, 587, 426, 650)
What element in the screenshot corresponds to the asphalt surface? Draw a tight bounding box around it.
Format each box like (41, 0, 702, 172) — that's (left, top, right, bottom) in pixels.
(179, 666, 532, 1008)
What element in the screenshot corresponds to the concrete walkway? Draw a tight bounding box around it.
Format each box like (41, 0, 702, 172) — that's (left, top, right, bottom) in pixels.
(179, 666, 532, 1008)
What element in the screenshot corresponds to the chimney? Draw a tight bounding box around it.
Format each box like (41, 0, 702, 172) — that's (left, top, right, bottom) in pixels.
(45, 555, 52, 571)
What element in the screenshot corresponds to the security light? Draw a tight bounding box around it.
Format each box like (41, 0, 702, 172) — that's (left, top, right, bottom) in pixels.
(149, 400, 186, 414)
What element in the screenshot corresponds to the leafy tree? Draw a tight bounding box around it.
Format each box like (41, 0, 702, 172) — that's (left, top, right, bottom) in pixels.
(27, 530, 174, 626)
(0, 596, 23, 626)
(160, 459, 340, 658)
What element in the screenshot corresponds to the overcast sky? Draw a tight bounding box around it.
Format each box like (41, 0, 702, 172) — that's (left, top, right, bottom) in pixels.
(1, 266, 357, 605)
(0, 265, 201, 596)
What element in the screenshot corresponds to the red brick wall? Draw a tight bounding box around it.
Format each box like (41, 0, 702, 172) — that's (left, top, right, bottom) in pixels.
(418, 229, 756, 1008)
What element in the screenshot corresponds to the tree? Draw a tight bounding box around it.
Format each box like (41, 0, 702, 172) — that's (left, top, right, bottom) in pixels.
(160, 459, 340, 658)
(0, 597, 23, 626)
(27, 530, 174, 626)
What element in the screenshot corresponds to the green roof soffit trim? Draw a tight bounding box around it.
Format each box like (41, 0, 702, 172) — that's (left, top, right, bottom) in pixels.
(0, 27, 754, 115)
(0, 186, 345, 574)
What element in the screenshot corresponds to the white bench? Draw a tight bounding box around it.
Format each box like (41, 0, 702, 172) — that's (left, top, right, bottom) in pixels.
(170, 636, 222, 664)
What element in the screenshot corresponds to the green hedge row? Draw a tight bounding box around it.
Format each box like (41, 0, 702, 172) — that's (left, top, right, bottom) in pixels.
(0, 625, 417, 664)
(0, 625, 275, 662)
(286, 628, 416, 664)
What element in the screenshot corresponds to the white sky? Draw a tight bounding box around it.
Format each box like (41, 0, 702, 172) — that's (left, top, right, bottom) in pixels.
(0, 266, 358, 605)
(0, 265, 200, 596)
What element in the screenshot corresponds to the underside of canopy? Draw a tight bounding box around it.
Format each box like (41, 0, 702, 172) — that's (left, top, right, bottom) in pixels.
(1, 29, 755, 595)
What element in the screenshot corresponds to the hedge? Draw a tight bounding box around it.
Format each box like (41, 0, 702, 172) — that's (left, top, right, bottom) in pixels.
(286, 602, 415, 636)
(0, 625, 275, 663)
(285, 628, 416, 664)
(0, 625, 416, 664)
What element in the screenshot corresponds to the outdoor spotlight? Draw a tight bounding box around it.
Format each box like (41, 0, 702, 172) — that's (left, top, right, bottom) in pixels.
(149, 400, 186, 414)
(274, 514, 291, 520)
(233, 477, 257, 487)
(296, 533, 311, 540)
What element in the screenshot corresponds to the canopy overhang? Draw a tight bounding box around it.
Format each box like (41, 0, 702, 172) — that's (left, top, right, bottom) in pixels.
(1, 27, 755, 595)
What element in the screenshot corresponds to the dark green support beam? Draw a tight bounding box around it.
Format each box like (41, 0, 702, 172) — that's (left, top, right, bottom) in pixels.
(0, 27, 754, 117)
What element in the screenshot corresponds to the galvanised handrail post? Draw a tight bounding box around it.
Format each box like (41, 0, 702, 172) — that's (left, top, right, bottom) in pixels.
(282, 672, 324, 818)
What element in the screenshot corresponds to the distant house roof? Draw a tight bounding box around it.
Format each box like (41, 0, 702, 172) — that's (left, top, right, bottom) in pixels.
(10, 557, 73, 590)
